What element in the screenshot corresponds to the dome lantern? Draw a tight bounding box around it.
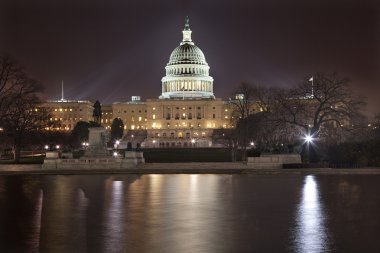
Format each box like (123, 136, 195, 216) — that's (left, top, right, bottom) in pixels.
(181, 16, 193, 45)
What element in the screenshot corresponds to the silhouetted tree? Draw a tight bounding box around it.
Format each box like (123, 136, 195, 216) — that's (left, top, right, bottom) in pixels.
(0, 54, 50, 162)
(110, 118, 124, 143)
(264, 73, 365, 162)
(229, 82, 258, 161)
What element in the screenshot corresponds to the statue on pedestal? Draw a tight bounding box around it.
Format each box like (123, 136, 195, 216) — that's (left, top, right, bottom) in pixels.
(93, 100, 102, 125)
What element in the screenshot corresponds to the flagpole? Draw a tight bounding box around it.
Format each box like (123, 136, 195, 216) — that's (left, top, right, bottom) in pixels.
(61, 80, 64, 101)
(309, 76, 314, 98)
(311, 77, 314, 98)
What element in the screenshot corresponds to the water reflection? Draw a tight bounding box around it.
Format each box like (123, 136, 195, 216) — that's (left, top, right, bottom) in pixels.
(293, 175, 330, 253)
(103, 180, 125, 252)
(1, 174, 380, 252)
(29, 189, 43, 251)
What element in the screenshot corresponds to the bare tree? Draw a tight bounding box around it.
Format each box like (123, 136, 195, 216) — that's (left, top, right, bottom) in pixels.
(228, 82, 258, 161)
(0, 54, 49, 162)
(265, 73, 365, 162)
(3, 96, 50, 162)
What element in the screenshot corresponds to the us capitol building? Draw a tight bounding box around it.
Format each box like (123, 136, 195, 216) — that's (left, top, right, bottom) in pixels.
(43, 18, 236, 148)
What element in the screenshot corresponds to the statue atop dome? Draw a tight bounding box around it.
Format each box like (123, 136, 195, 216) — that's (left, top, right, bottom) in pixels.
(184, 16, 190, 30)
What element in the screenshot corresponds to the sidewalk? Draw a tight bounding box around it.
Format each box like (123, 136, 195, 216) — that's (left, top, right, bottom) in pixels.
(1, 163, 380, 175)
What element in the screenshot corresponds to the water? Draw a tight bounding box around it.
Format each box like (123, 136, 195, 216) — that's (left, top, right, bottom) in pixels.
(0, 174, 379, 252)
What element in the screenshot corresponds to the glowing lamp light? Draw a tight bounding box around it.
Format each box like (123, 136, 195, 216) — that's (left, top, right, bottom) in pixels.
(44, 145, 49, 150)
(115, 140, 120, 145)
(304, 135, 313, 143)
(191, 139, 195, 144)
(113, 152, 118, 157)
(55, 145, 60, 149)
(250, 142, 254, 146)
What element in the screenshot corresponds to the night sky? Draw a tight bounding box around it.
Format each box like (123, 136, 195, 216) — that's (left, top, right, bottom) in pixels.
(1, 0, 379, 115)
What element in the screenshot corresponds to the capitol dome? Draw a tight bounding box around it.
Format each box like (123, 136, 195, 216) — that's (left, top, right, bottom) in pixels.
(160, 17, 215, 100)
(168, 44, 207, 66)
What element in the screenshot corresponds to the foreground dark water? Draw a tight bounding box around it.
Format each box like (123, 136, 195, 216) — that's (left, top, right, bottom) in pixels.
(0, 174, 379, 253)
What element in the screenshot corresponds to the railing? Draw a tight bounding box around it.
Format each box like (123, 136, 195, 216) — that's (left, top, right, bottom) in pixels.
(59, 158, 121, 164)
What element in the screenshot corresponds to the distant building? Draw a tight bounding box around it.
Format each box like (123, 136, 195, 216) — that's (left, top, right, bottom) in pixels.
(41, 99, 93, 131)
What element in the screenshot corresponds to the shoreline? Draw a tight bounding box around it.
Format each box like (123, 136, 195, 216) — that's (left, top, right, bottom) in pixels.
(1, 163, 380, 175)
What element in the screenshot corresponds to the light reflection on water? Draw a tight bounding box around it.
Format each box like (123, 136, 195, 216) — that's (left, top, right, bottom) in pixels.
(103, 180, 125, 252)
(1, 174, 380, 252)
(293, 175, 330, 253)
(24, 189, 43, 252)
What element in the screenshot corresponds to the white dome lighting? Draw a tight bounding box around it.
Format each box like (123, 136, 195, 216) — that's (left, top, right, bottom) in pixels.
(160, 16, 215, 100)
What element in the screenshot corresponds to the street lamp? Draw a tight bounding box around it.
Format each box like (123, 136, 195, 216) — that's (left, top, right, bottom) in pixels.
(114, 140, 120, 149)
(303, 130, 317, 164)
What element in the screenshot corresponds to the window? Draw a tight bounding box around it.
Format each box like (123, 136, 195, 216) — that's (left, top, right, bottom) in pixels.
(213, 114, 216, 118)
(188, 113, 192, 119)
(166, 113, 171, 120)
(175, 113, 179, 120)
(197, 113, 201, 119)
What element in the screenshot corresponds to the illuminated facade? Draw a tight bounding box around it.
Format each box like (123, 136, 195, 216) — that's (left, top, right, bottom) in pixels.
(43, 18, 234, 147)
(41, 99, 93, 131)
(160, 16, 214, 99)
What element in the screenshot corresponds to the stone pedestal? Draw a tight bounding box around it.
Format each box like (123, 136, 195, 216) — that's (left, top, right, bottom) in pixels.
(84, 127, 109, 157)
(42, 152, 60, 169)
(136, 152, 145, 164)
(247, 154, 302, 169)
(121, 151, 138, 168)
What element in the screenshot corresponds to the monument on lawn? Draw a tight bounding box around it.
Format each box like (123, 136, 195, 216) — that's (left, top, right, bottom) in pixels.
(83, 101, 109, 157)
(42, 99, 143, 169)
